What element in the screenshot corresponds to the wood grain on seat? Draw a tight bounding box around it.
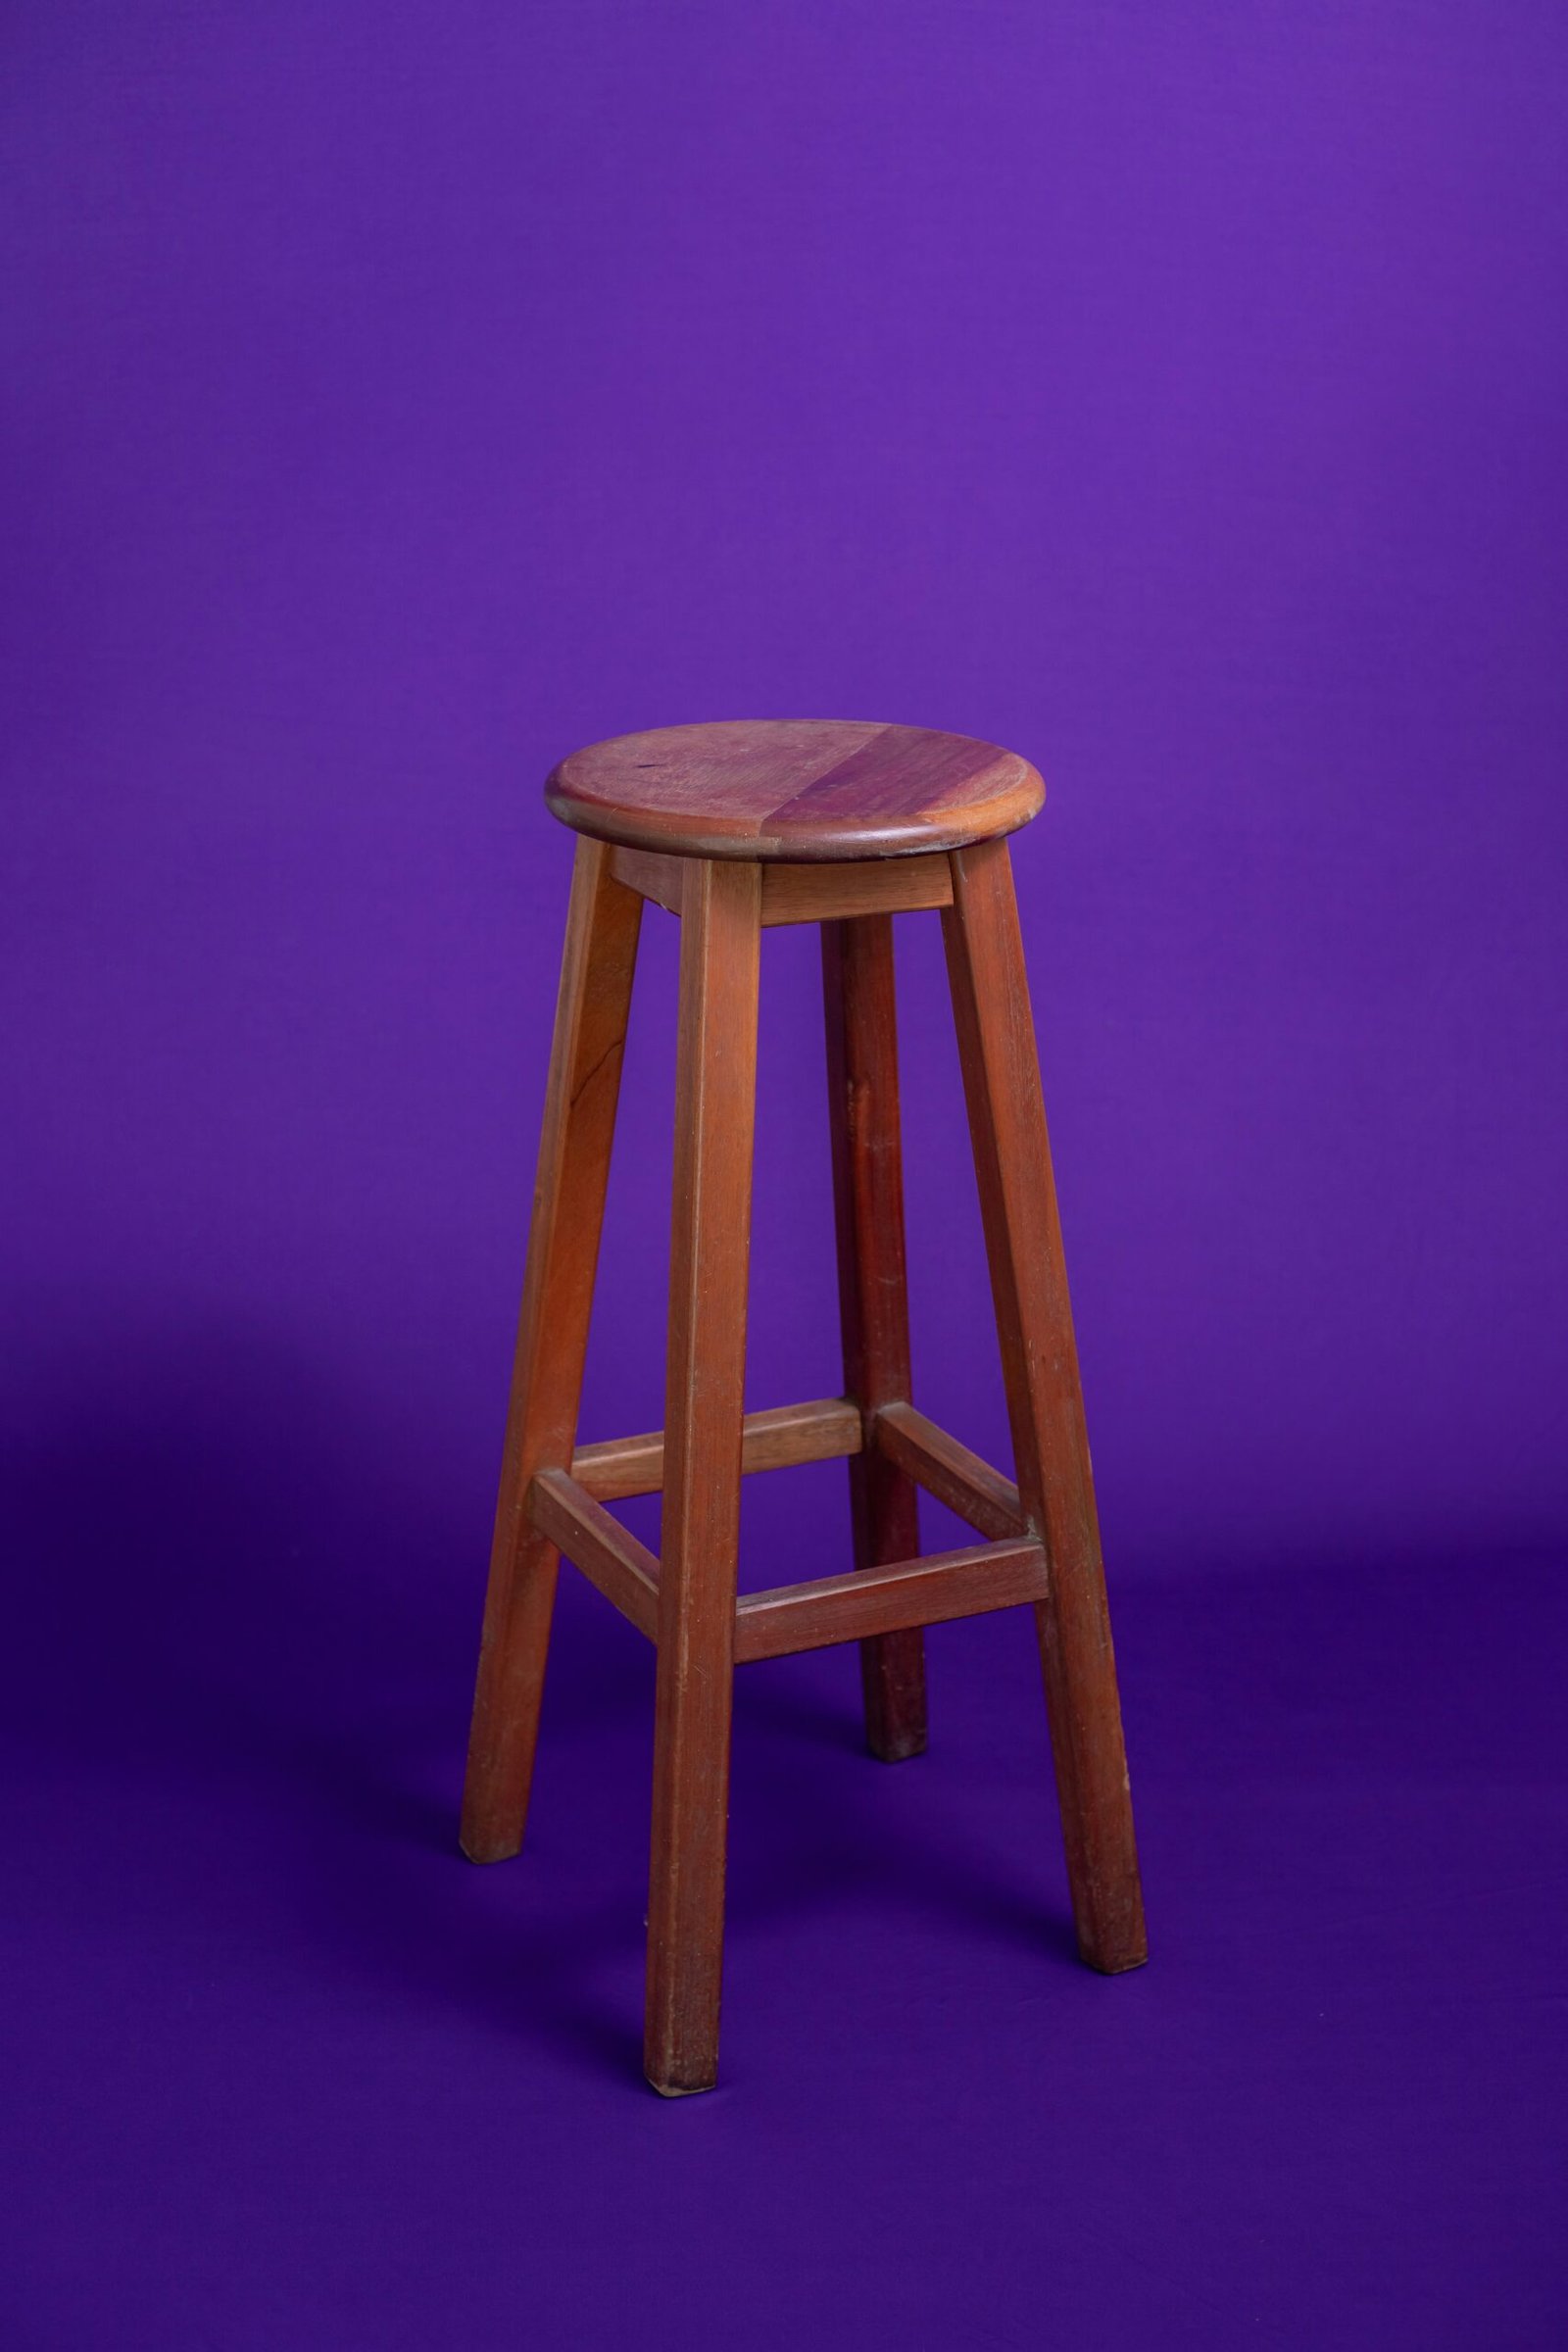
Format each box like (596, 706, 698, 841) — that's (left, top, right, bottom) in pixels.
(546, 719, 1044, 861)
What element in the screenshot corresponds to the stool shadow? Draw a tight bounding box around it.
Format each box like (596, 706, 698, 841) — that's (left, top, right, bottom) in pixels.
(3, 1311, 1093, 2079)
(0, 1314, 653, 2074)
(728, 1676, 1084, 1968)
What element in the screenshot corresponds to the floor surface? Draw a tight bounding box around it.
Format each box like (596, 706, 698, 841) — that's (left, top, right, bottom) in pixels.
(4, 1405, 1564, 2349)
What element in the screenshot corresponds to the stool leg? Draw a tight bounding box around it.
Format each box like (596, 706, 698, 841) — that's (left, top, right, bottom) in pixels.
(942, 839, 1147, 1974)
(460, 837, 643, 1865)
(822, 915, 927, 1762)
(645, 858, 762, 2095)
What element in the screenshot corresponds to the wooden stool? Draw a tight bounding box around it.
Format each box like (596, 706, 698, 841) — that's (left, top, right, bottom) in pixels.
(461, 720, 1147, 2094)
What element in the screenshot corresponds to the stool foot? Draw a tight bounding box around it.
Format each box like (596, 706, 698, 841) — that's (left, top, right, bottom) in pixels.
(461, 840, 642, 1868)
(944, 841, 1147, 1975)
(646, 2065, 719, 2099)
(1081, 1936, 1150, 1977)
(861, 1628, 927, 1762)
(460, 1541, 555, 1865)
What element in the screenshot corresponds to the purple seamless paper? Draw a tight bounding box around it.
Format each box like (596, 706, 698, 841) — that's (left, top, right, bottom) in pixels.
(4, 4, 1564, 2345)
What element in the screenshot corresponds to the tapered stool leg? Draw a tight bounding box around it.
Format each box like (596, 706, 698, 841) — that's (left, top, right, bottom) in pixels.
(942, 839, 1147, 1973)
(645, 858, 762, 2094)
(822, 915, 927, 1761)
(461, 838, 643, 1865)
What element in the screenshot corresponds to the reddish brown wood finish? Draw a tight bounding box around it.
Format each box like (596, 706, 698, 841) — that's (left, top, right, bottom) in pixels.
(735, 1539, 1049, 1663)
(942, 839, 1147, 1975)
(534, 1441, 1045, 1675)
(462, 727, 1148, 2094)
(608, 842, 955, 926)
(822, 915, 927, 1760)
(572, 1395, 861, 1502)
(460, 838, 641, 1864)
(762, 855, 953, 925)
(645, 858, 762, 2096)
(550, 720, 1044, 862)
(527, 1468, 660, 1642)
(875, 1400, 1026, 1543)
(606, 843, 687, 917)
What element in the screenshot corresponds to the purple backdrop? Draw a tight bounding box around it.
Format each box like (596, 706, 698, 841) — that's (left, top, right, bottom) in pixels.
(5, 4, 1565, 2344)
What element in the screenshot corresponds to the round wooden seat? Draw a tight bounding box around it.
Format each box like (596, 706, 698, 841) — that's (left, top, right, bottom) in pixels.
(545, 719, 1044, 862)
